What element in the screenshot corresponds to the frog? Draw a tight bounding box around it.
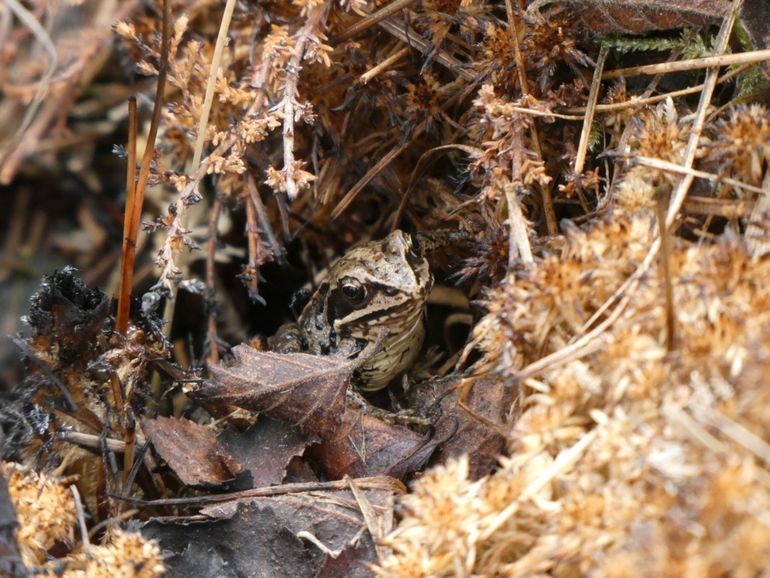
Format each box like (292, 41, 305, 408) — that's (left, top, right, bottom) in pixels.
(271, 229, 433, 393)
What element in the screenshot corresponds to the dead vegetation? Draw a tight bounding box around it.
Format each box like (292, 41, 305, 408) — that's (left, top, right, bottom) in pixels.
(2, 0, 770, 576)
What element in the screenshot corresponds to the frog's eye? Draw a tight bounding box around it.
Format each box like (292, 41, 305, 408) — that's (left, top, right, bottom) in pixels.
(341, 280, 366, 304)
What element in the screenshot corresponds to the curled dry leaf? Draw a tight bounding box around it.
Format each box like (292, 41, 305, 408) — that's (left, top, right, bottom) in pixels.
(142, 416, 244, 488)
(529, 0, 727, 34)
(196, 345, 353, 439)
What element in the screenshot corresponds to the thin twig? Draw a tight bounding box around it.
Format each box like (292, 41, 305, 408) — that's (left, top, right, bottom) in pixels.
(377, 17, 474, 81)
(631, 155, 766, 196)
(358, 46, 409, 84)
(113, 477, 407, 507)
(682, 195, 753, 218)
(603, 46, 769, 80)
(563, 64, 750, 115)
(122, 409, 136, 494)
(59, 430, 147, 454)
(664, 0, 741, 227)
(116, 97, 138, 334)
(70, 485, 91, 556)
(206, 197, 223, 365)
(153, 60, 271, 294)
(191, 0, 237, 171)
(117, 0, 170, 334)
(505, 180, 533, 264)
(332, 0, 418, 43)
(242, 179, 264, 304)
(247, 175, 283, 263)
(656, 189, 675, 351)
(574, 46, 608, 176)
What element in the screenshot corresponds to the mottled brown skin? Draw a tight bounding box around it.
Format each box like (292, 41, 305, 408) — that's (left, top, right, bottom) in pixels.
(275, 230, 432, 392)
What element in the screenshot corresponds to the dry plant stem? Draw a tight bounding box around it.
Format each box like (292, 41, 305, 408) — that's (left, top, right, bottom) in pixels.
(377, 17, 475, 81)
(333, 0, 418, 43)
(206, 197, 223, 365)
(358, 46, 409, 84)
(116, 97, 138, 334)
(191, 0, 237, 171)
(564, 64, 750, 115)
(154, 63, 269, 293)
(282, 1, 332, 201)
(122, 417, 136, 492)
(632, 155, 766, 196)
(242, 181, 261, 300)
(0, 0, 57, 161)
(248, 176, 282, 261)
(745, 172, 770, 257)
(345, 475, 388, 563)
(117, 0, 170, 335)
(574, 46, 608, 175)
(656, 191, 675, 351)
(88, 509, 139, 539)
(693, 403, 770, 466)
(682, 196, 752, 218)
(505, 184, 533, 265)
(505, 0, 557, 235)
(118, 477, 406, 507)
(603, 47, 770, 80)
(70, 485, 91, 556)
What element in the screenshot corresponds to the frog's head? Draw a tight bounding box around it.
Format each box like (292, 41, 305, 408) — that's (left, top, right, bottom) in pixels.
(298, 230, 432, 377)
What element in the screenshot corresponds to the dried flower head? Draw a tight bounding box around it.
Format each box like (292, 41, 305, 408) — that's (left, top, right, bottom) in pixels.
(707, 104, 770, 187)
(3, 462, 77, 566)
(56, 530, 165, 578)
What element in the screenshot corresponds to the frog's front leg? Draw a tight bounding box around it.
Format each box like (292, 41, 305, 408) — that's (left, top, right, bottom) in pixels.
(269, 322, 305, 354)
(345, 389, 431, 426)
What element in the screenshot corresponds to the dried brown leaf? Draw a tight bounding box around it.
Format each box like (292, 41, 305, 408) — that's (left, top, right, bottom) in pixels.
(217, 417, 313, 488)
(529, 0, 727, 34)
(407, 377, 512, 480)
(312, 406, 437, 480)
(196, 345, 355, 438)
(142, 416, 243, 488)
